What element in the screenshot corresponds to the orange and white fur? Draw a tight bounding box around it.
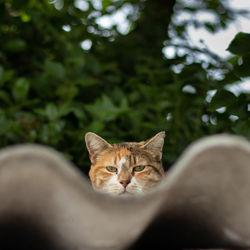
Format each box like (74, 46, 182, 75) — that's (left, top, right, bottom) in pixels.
(85, 132, 165, 195)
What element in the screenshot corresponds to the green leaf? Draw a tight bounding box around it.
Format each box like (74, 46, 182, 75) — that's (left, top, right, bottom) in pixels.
(208, 89, 237, 111)
(227, 93, 249, 118)
(56, 84, 78, 100)
(1, 69, 15, 85)
(86, 95, 127, 122)
(71, 104, 86, 120)
(20, 11, 31, 22)
(102, 0, 113, 9)
(44, 60, 66, 80)
(232, 119, 250, 138)
(58, 102, 72, 117)
(36, 103, 59, 121)
(87, 121, 105, 132)
(39, 120, 65, 145)
(204, 22, 216, 33)
(12, 78, 30, 101)
(45, 103, 58, 121)
(40, 124, 49, 143)
(0, 90, 11, 104)
(85, 55, 100, 75)
(234, 55, 250, 77)
(76, 77, 99, 87)
(227, 32, 250, 55)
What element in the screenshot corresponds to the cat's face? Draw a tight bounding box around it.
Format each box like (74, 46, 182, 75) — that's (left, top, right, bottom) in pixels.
(85, 132, 165, 195)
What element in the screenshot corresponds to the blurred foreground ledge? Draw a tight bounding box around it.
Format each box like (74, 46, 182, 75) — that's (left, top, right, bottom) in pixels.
(0, 134, 250, 250)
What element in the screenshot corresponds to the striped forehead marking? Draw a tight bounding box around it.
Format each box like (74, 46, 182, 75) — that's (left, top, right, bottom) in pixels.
(113, 154, 138, 168)
(117, 157, 126, 168)
(113, 147, 131, 165)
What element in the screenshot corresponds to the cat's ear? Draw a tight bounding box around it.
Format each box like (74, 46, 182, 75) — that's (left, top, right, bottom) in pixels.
(85, 132, 111, 164)
(141, 131, 165, 160)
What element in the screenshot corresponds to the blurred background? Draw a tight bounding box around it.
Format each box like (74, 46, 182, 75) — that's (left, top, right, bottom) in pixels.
(0, 0, 249, 174)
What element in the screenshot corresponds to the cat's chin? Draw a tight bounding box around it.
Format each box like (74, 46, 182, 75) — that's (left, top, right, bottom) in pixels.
(118, 190, 142, 196)
(118, 191, 133, 197)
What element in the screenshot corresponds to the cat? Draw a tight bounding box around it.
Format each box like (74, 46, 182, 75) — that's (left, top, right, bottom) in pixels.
(85, 131, 165, 195)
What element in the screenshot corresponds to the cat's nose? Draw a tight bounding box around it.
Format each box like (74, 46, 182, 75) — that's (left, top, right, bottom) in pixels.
(120, 179, 130, 188)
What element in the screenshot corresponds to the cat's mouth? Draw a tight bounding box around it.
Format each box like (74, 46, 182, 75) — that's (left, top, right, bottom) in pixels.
(119, 190, 132, 195)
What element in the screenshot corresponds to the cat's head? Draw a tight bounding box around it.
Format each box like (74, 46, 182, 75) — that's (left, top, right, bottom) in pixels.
(85, 132, 165, 196)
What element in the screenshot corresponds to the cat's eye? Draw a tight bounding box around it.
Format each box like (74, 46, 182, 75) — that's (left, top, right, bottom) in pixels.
(133, 166, 145, 172)
(106, 166, 117, 173)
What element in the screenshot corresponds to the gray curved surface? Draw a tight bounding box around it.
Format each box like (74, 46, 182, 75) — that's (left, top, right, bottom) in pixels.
(0, 134, 250, 249)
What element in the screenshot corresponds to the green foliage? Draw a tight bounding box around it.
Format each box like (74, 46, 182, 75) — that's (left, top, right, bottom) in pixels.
(227, 32, 250, 55)
(227, 32, 250, 78)
(0, 0, 249, 173)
